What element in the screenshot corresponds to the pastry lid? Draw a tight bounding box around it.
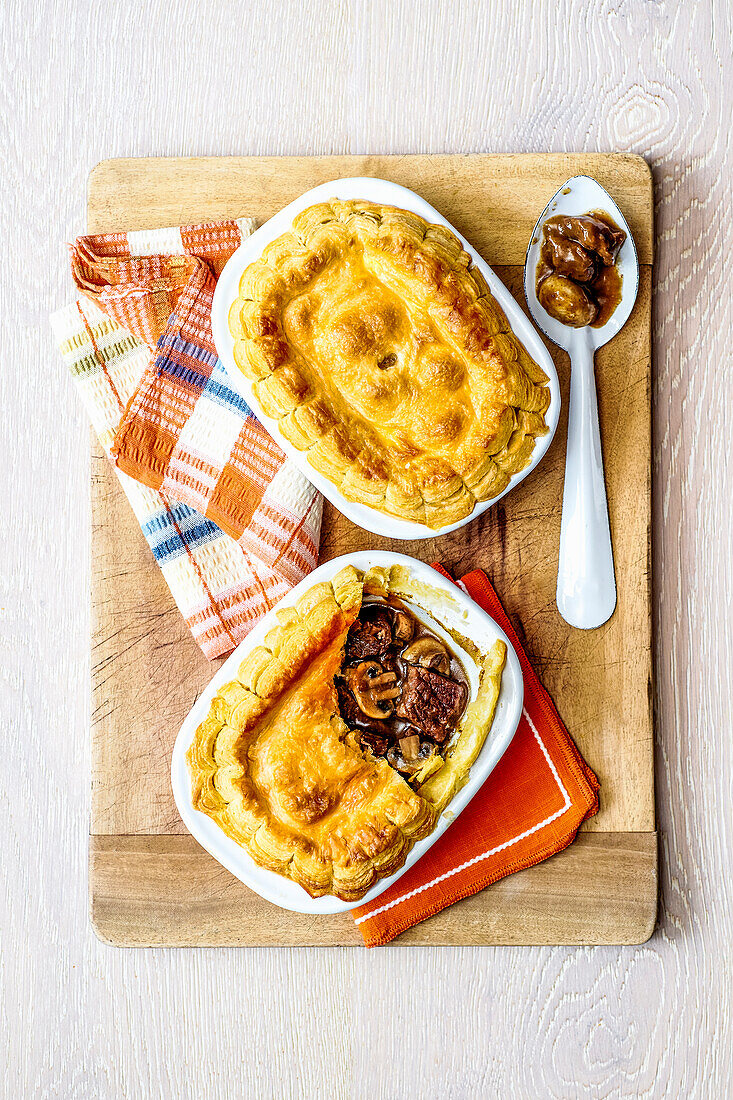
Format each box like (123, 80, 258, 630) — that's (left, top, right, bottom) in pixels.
(171, 551, 524, 914)
(211, 177, 561, 540)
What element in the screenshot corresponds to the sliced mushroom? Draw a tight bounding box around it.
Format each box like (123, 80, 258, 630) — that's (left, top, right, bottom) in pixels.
(400, 636, 450, 676)
(398, 734, 420, 761)
(391, 609, 414, 645)
(387, 738, 437, 777)
(345, 660, 401, 720)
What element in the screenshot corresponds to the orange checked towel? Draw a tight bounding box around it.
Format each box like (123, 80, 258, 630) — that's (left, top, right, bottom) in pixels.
(60, 220, 323, 659)
(70, 222, 318, 550)
(353, 567, 599, 947)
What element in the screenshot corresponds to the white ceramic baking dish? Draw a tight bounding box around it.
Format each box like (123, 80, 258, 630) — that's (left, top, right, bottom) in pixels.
(171, 551, 523, 915)
(211, 177, 561, 540)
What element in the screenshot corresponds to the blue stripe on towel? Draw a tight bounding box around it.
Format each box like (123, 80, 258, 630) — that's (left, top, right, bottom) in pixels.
(156, 339, 253, 417)
(203, 373, 252, 417)
(142, 502, 224, 563)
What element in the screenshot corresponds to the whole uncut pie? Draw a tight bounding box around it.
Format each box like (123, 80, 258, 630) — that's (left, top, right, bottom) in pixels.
(187, 565, 507, 901)
(228, 199, 550, 528)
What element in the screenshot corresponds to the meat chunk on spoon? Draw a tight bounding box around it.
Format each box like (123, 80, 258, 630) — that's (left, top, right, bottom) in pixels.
(542, 229, 597, 283)
(551, 214, 626, 266)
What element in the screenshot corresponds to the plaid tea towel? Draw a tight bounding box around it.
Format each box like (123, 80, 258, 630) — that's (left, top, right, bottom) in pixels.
(353, 566, 599, 946)
(53, 220, 322, 660)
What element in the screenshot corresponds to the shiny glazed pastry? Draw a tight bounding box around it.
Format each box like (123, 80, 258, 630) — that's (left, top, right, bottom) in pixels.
(228, 199, 550, 528)
(187, 565, 507, 900)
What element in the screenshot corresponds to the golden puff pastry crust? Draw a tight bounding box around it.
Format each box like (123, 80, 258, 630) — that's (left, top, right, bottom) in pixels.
(187, 565, 508, 901)
(229, 199, 550, 527)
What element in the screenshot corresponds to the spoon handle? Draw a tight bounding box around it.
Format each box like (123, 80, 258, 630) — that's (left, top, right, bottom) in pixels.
(556, 334, 616, 629)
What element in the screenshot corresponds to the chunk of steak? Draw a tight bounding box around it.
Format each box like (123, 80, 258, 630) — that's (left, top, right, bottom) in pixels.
(552, 214, 626, 266)
(395, 665, 468, 743)
(344, 609, 392, 663)
(358, 730, 392, 757)
(336, 680, 364, 726)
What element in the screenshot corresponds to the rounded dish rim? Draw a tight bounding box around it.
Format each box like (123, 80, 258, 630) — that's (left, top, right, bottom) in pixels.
(170, 551, 524, 914)
(211, 177, 561, 540)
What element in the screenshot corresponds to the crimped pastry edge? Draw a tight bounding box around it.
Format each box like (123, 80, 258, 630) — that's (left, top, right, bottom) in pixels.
(186, 565, 507, 901)
(229, 199, 550, 528)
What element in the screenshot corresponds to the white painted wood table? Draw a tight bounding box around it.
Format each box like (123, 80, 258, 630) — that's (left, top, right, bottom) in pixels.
(1, 0, 731, 1096)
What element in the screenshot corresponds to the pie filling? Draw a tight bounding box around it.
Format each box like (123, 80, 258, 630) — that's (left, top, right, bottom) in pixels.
(186, 565, 508, 900)
(535, 211, 626, 328)
(336, 599, 470, 784)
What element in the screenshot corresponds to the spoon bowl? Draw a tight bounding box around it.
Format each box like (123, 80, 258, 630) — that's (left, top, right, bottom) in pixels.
(524, 175, 639, 353)
(524, 176, 640, 629)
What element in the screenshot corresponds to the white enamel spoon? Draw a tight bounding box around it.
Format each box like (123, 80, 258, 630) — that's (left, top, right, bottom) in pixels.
(524, 175, 639, 630)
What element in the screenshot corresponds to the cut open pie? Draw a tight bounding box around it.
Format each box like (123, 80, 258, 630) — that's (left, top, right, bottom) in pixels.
(187, 565, 507, 900)
(228, 199, 550, 528)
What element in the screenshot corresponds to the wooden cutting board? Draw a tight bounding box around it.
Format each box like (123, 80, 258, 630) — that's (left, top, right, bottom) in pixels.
(88, 154, 656, 946)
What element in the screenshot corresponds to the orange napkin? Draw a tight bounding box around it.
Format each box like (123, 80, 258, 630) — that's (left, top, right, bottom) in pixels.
(353, 566, 599, 946)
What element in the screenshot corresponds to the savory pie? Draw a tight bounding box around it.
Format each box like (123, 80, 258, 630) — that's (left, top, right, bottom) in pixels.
(187, 565, 507, 900)
(228, 199, 550, 527)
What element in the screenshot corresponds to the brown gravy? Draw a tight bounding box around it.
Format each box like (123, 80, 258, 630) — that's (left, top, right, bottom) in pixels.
(535, 209, 625, 329)
(336, 598, 469, 782)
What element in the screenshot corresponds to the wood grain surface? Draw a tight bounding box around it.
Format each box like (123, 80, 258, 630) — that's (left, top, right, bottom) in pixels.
(88, 153, 655, 263)
(90, 833, 657, 948)
(87, 153, 655, 948)
(2, 0, 731, 1096)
